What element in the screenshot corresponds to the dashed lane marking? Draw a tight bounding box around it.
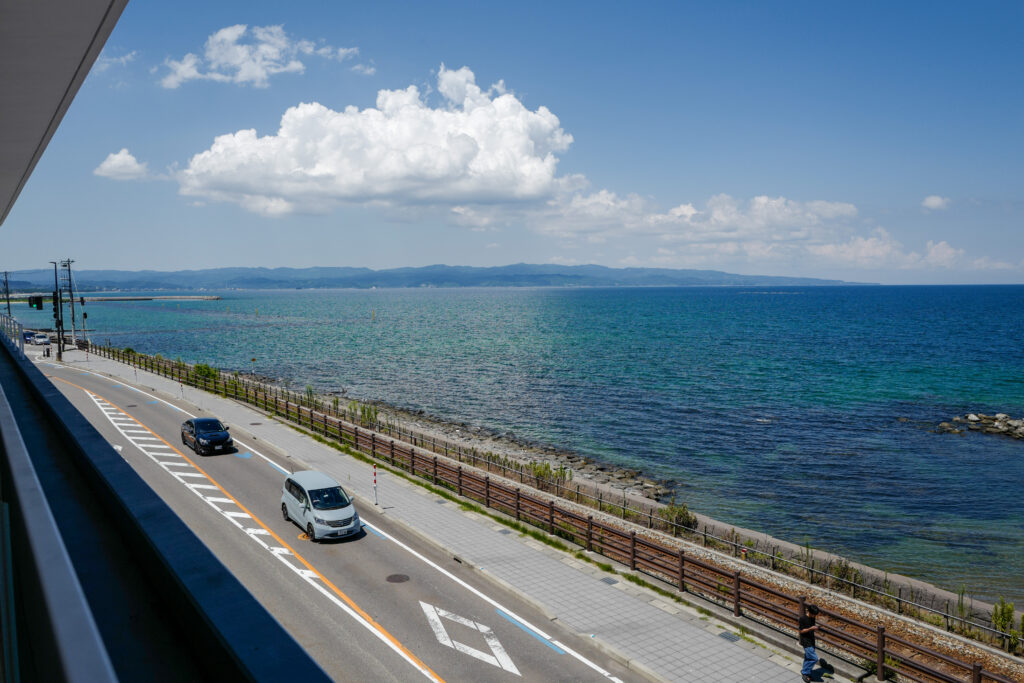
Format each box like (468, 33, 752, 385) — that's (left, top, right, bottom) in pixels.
(53, 367, 620, 682)
(48, 376, 444, 683)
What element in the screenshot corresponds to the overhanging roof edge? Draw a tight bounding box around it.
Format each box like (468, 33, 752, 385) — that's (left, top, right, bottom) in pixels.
(0, 0, 130, 227)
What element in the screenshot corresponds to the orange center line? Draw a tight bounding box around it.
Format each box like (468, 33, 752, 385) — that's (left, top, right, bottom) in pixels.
(49, 375, 446, 683)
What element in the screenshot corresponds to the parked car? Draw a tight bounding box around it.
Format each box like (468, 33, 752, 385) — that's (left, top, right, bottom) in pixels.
(22, 331, 34, 343)
(32, 333, 50, 345)
(180, 417, 233, 455)
(281, 470, 361, 542)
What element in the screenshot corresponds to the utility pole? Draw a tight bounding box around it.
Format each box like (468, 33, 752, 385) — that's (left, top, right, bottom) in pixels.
(2, 271, 10, 316)
(50, 261, 63, 361)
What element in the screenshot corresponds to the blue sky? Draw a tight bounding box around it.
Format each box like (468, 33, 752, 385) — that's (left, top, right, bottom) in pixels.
(5, 1, 1022, 284)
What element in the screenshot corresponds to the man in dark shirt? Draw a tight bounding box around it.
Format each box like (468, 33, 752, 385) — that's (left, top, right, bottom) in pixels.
(798, 604, 821, 682)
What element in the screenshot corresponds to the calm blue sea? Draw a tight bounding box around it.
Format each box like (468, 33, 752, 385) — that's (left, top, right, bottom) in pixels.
(19, 285, 1024, 603)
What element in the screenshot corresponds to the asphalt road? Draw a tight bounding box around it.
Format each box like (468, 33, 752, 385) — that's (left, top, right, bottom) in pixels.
(42, 362, 638, 683)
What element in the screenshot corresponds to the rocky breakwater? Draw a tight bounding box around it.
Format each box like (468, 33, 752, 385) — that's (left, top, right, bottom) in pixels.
(937, 412, 1024, 438)
(376, 405, 674, 501)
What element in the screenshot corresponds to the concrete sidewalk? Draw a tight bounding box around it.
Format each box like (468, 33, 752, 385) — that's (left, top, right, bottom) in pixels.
(48, 347, 852, 683)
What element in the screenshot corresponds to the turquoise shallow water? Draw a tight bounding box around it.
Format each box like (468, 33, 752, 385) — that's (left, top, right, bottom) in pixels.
(19, 285, 1024, 603)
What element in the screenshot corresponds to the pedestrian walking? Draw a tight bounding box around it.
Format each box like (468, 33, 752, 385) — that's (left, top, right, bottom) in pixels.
(799, 604, 821, 681)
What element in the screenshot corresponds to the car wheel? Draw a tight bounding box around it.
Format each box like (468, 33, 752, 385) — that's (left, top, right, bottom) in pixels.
(281, 503, 289, 522)
(306, 523, 317, 542)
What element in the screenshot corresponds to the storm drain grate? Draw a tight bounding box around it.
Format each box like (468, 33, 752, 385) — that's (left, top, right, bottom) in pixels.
(497, 529, 512, 535)
(718, 632, 741, 642)
(600, 577, 618, 586)
(126, 404, 137, 408)
(250, 422, 262, 426)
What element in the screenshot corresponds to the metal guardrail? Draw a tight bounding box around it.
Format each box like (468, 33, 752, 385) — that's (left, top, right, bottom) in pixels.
(0, 315, 24, 357)
(94, 344, 1019, 683)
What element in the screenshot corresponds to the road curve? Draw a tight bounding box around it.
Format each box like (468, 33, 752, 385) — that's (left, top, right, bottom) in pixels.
(44, 365, 638, 683)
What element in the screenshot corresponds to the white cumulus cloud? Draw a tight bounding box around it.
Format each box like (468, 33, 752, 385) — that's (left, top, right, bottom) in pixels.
(160, 25, 360, 89)
(535, 191, 857, 244)
(95, 50, 136, 72)
(807, 228, 965, 269)
(94, 149, 148, 180)
(921, 195, 951, 211)
(177, 65, 574, 214)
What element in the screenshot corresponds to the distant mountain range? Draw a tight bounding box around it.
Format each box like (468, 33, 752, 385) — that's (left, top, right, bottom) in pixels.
(6, 264, 870, 291)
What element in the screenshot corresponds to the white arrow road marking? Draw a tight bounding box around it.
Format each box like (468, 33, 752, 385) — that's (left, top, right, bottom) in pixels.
(420, 602, 519, 676)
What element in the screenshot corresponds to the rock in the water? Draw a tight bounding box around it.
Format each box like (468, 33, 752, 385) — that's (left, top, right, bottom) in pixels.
(942, 412, 1024, 439)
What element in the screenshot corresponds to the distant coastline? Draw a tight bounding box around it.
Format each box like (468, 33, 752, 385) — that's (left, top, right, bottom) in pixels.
(3, 263, 875, 291)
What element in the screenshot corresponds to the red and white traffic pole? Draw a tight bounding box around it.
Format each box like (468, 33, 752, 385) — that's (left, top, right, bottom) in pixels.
(373, 464, 378, 505)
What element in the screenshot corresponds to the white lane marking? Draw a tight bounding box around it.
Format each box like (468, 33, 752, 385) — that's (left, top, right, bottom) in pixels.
(77, 387, 440, 682)
(367, 521, 622, 681)
(205, 497, 234, 504)
(421, 602, 519, 675)
(71, 367, 613, 681)
(74, 366, 291, 479)
(266, 460, 290, 475)
(161, 462, 193, 468)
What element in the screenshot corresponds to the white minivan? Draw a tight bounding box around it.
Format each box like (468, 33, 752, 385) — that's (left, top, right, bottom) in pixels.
(281, 470, 361, 542)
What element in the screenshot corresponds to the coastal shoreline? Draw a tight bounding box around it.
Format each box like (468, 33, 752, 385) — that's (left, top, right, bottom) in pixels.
(320, 393, 1006, 633)
(82, 344, 1017, 654)
(361, 399, 676, 501)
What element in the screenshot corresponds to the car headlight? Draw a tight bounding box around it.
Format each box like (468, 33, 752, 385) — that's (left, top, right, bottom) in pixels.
(226, 438, 233, 445)
(314, 517, 327, 525)
(198, 438, 209, 445)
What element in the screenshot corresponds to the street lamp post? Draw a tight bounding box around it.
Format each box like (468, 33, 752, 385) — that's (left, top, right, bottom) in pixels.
(50, 261, 63, 361)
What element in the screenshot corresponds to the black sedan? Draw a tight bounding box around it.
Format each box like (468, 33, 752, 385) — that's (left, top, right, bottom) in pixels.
(181, 417, 234, 455)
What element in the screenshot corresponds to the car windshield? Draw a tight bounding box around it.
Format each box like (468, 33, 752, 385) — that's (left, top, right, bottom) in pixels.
(309, 486, 351, 510)
(195, 419, 225, 434)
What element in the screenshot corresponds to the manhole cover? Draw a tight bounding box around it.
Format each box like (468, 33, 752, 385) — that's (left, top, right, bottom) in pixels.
(250, 422, 262, 426)
(498, 529, 512, 535)
(719, 632, 741, 642)
(386, 574, 410, 583)
(435, 500, 446, 504)
(600, 577, 618, 586)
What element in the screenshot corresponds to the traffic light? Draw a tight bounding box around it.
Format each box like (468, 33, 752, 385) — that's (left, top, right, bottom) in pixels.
(52, 291, 59, 319)
(27, 295, 42, 309)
